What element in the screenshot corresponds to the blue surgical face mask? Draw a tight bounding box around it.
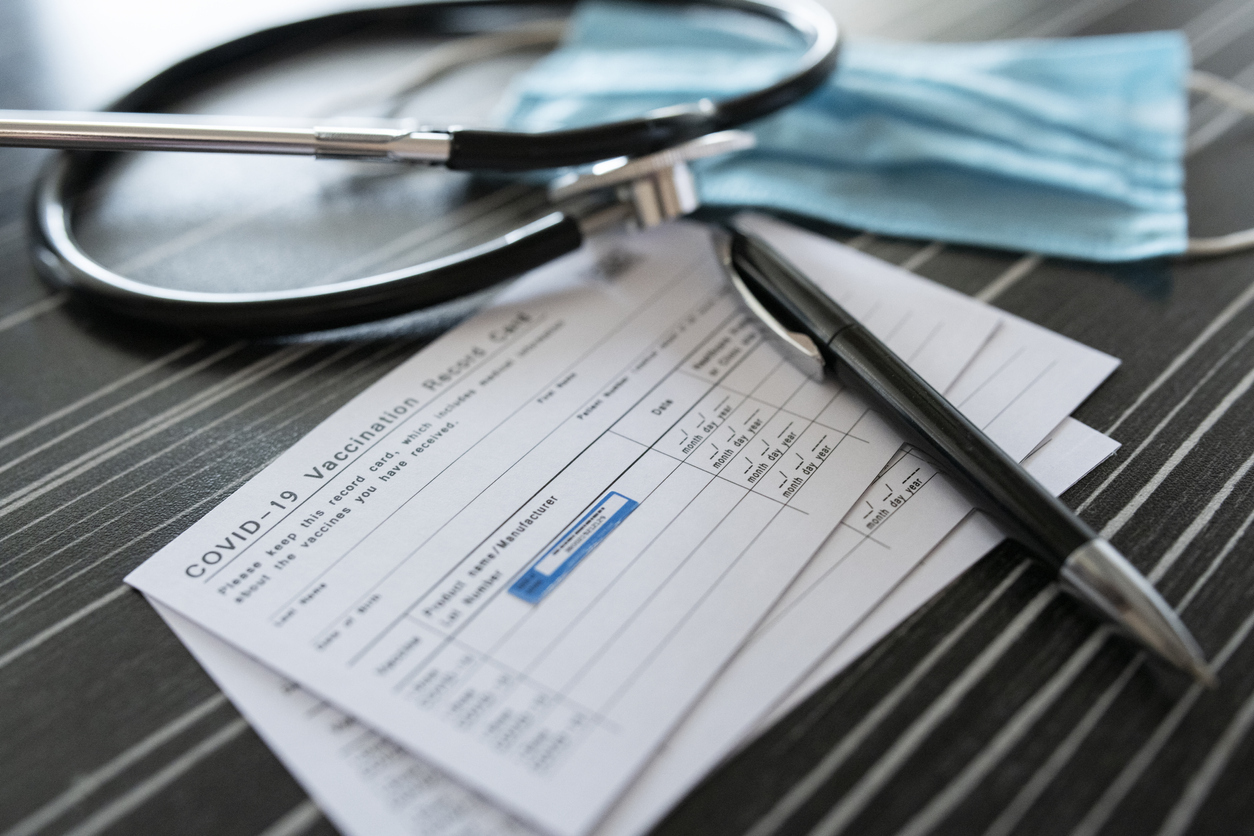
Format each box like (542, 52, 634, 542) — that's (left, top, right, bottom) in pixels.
(500, 1, 1191, 262)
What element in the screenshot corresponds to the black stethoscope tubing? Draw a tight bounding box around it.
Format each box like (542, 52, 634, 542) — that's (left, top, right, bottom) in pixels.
(30, 0, 840, 334)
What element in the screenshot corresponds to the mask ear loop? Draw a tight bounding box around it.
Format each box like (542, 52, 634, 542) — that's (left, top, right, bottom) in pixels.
(1185, 70, 1254, 256)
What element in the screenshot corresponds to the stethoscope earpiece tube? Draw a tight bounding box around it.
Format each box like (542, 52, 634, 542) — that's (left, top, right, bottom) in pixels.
(447, 113, 718, 171)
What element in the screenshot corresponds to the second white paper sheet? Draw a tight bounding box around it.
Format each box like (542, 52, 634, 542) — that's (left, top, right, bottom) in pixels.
(588, 224, 1119, 836)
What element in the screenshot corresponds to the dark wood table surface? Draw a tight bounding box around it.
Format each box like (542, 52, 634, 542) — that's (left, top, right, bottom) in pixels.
(5, 0, 1254, 834)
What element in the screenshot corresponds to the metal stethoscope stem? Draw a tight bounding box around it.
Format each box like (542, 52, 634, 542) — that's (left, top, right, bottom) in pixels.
(0, 113, 453, 163)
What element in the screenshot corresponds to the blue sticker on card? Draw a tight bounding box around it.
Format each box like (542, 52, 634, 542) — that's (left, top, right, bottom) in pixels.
(509, 492, 638, 604)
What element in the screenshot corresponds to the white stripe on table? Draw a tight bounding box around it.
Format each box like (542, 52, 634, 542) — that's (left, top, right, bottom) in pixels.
(1100, 363, 1254, 540)
(1153, 685, 1254, 836)
(804, 588, 1060, 836)
(0, 294, 65, 334)
(1067, 606, 1254, 836)
(0, 694, 231, 836)
(0, 585, 129, 673)
(1076, 323, 1254, 513)
(742, 562, 1034, 836)
(0, 343, 388, 601)
(57, 719, 250, 836)
(0, 341, 203, 455)
(255, 800, 323, 836)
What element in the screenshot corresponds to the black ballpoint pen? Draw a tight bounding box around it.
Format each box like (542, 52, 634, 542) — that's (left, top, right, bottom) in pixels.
(718, 219, 1216, 686)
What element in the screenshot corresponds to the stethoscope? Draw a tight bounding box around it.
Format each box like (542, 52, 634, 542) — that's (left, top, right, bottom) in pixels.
(9, 2, 1226, 681)
(0, 0, 839, 334)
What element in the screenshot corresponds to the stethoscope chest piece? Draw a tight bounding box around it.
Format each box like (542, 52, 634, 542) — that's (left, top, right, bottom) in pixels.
(551, 130, 756, 230)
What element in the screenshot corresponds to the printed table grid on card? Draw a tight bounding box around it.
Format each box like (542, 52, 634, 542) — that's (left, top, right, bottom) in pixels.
(325, 309, 874, 770)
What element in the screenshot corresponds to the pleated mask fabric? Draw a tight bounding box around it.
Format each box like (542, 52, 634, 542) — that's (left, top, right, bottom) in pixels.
(501, 1, 1190, 261)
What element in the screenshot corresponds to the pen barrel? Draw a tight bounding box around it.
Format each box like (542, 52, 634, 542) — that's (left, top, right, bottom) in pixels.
(824, 325, 1094, 568)
(726, 227, 1213, 680)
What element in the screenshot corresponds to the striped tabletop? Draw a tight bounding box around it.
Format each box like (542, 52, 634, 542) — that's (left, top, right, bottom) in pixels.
(3, 0, 1254, 835)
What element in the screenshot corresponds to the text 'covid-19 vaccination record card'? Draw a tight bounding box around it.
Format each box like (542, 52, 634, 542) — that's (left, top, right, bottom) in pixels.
(126, 222, 998, 836)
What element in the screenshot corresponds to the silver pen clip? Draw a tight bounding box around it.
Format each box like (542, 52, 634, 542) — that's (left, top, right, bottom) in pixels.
(713, 231, 826, 382)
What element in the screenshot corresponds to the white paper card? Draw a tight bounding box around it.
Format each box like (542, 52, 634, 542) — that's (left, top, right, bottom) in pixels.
(126, 221, 999, 835)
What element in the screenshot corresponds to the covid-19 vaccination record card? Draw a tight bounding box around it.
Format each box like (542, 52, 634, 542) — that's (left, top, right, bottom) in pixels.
(126, 222, 998, 836)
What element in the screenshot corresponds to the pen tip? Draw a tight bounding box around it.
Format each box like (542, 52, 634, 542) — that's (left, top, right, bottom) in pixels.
(1061, 539, 1215, 686)
(1190, 660, 1220, 690)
